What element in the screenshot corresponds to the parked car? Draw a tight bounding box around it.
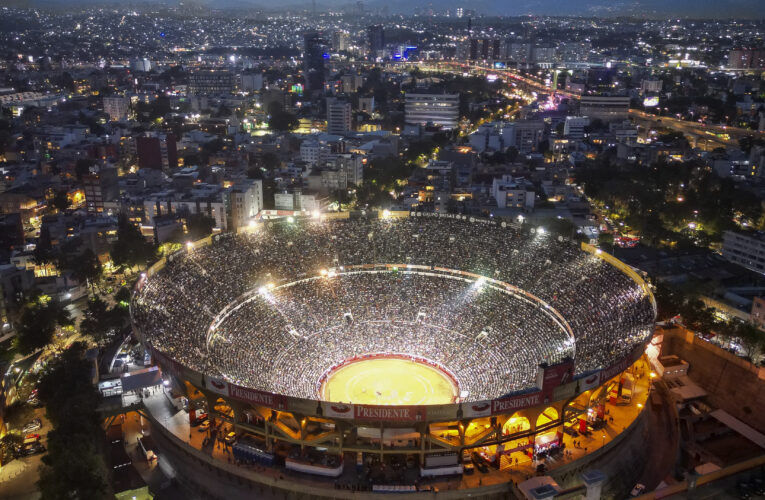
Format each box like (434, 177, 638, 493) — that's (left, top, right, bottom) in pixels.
(197, 420, 211, 432)
(224, 431, 237, 444)
(22, 419, 42, 433)
(463, 462, 475, 475)
(19, 443, 46, 457)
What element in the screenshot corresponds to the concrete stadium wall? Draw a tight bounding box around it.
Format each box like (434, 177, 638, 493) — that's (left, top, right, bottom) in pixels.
(549, 404, 650, 498)
(660, 327, 765, 432)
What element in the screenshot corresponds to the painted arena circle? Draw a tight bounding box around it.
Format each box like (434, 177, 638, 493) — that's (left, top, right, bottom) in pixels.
(318, 356, 460, 406)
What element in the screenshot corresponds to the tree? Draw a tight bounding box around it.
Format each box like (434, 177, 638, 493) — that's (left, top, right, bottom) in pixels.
(269, 109, 299, 132)
(71, 248, 102, 291)
(78, 296, 112, 345)
(74, 159, 94, 181)
(34, 225, 56, 266)
(14, 295, 72, 354)
(110, 214, 156, 271)
(37, 341, 108, 499)
(735, 322, 765, 363)
(185, 213, 215, 241)
(51, 190, 70, 212)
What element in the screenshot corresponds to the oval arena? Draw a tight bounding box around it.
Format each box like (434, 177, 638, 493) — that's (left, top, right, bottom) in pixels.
(130, 211, 656, 492)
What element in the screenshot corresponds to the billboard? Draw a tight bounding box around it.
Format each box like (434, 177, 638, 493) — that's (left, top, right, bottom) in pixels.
(228, 384, 287, 410)
(491, 391, 543, 415)
(538, 359, 575, 400)
(463, 401, 492, 418)
(643, 96, 659, 107)
(354, 405, 427, 422)
(321, 402, 355, 419)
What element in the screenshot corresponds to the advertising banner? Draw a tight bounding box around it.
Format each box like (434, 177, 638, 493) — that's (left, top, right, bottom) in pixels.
(598, 355, 634, 385)
(206, 377, 228, 396)
(463, 401, 492, 418)
(540, 360, 575, 399)
(151, 349, 185, 377)
(227, 384, 287, 411)
(575, 371, 601, 393)
(354, 405, 427, 422)
(491, 391, 543, 415)
(321, 402, 355, 419)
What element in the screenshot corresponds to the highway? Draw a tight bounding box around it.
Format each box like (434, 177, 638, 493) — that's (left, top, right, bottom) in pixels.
(391, 60, 764, 150)
(628, 109, 765, 150)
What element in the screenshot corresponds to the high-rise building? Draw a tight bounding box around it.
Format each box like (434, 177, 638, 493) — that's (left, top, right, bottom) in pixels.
(641, 79, 663, 93)
(228, 180, 263, 229)
(136, 133, 178, 171)
(728, 48, 765, 70)
(367, 25, 385, 58)
(83, 167, 119, 214)
(457, 38, 502, 61)
(579, 95, 630, 122)
(303, 32, 327, 92)
(404, 93, 460, 129)
(722, 231, 765, 274)
(103, 96, 130, 121)
(563, 116, 590, 140)
(327, 99, 352, 135)
(504, 41, 531, 64)
(332, 31, 349, 52)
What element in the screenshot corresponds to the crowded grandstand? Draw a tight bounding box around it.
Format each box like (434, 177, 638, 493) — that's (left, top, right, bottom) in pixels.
(131, 213, 655, 403)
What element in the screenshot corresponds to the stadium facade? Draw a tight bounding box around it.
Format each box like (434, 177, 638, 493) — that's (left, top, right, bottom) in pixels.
(131, 211, 656, 483)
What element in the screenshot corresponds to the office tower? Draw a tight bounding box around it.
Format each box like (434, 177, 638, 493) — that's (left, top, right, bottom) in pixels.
(367, 25, 385, 58)
(327, 99, 352, 135)
(404, 93, 459, 129)
(303, 32, 327, 92)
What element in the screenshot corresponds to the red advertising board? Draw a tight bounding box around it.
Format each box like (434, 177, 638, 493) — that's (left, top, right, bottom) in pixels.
(354, 405, 427, 422)
(152, 349, 185, 377)
(598, 355, 634, 385)
(321, 402, 355, 419)
(491, 391, 543, 415)
(463, 401, 492, 418)
(228, 384, 287, 411)
(541, 360, 575, 399)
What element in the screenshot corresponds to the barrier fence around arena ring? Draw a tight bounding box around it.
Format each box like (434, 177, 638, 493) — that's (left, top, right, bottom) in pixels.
(135, 212, 655, 425)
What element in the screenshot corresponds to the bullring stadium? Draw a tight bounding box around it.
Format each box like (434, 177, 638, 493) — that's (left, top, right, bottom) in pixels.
(130, 211, 656, 485)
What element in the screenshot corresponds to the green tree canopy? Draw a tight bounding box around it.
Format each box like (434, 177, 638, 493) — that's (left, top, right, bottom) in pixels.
(110, 214, 155, 270)
(37, 341, 108, 499)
